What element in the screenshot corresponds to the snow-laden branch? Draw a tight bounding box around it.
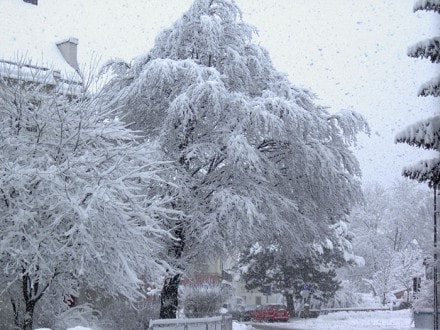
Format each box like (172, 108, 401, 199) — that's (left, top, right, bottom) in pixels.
(395, 115, 440, 150)
(413, 0, 440, 13)
(407, 37, 440, 63)
(402, 157, 440, 186)
(418, 74, 440, 97)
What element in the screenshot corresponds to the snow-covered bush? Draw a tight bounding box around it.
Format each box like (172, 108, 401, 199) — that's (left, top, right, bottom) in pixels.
(413, 279, 434, 310)
(97, 296, 161, 330)
(319, 280, 363, 309)
(51, 304, 102, 330)
(182, 285, 229, 318)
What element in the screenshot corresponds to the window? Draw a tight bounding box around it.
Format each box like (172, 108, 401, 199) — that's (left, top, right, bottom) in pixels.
(255, 296, 262, 305)
(23, 0, 38, 5)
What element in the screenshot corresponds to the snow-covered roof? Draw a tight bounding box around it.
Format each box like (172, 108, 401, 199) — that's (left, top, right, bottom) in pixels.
(0, 0, 81, 84)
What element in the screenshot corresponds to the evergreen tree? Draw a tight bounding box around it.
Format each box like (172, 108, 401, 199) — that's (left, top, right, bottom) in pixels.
(240, 242, 346, 316)
(396, 0, 440, 187)
(102, 0, 368, 318)
(395, 4, 439, 317)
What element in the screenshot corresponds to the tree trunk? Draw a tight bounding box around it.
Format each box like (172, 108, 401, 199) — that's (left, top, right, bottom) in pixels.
(21, 271, 51, 330)
(381, 292, 387, 306)
(285, 292, 295, 318)
(11, 297, 20, 329)
(22, 302, 35, 330)
(160, 274, 182, 319)
(22, 273, 35, 330)
(159, 219, 186, 319)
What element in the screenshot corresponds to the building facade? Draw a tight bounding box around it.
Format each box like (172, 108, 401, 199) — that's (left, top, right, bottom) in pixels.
(0, 0, 82, 90)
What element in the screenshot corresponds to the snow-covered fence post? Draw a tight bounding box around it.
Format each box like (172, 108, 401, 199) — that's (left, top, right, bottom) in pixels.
(221, 314, 230, 330)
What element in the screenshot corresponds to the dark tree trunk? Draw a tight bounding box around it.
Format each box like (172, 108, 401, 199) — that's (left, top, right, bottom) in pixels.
(22, 274, 35, 330)
(20, 268, 55, 330)
(11, 297, 20, 329)
(23, 301, 35, 330)
(160, 273, 182, 319)
(285, 292, 295, 318)
(159, 222, 185, 319)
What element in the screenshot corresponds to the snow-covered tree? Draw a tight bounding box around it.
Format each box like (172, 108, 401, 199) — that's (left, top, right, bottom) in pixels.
(395, 2, 439, 313)
(240, 240, 347, 316)
(348, 181, 431, 304)
(102, 0, 368, 318)
(396, 0, 440, 187)
(0, 67, 174, 330)
(408, 0, 440, 98)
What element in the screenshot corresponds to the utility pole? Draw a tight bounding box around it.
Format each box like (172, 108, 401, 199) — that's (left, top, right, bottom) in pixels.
(434, 186, 438, 330)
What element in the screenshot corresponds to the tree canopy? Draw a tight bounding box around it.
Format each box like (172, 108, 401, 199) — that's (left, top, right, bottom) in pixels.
(102, 0, 368, 318)
(240, 241, 347, 315)
(0, 67, 174, 329)
(348, 180, 431, 304)
(103, 0, 368, 257)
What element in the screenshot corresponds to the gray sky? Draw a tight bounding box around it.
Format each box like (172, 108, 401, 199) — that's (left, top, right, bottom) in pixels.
(5, 0, 439, 186)
(236, 0, 439, 186)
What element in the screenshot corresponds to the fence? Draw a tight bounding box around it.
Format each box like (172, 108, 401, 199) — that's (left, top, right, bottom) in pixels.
(149, 315, 233, 330)
(413, 308, 440, 329)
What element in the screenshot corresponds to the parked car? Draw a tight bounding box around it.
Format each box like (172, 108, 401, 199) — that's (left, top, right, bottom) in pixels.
(227, 305, 244, 321)
(251, 304, 289, 322)
(239, 305, 258, 321)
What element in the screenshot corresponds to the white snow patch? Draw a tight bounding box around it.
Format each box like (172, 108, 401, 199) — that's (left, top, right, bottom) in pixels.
(37, 310, 412, 330)
(233, 321, 254, 330)
(36, 327, 93, 330)
(261, 309, 413, 330)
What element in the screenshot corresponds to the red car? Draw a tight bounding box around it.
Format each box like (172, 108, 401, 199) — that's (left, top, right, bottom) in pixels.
(251, 304, 289, 322)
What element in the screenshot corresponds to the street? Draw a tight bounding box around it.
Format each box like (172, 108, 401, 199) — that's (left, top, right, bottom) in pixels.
(251, 323, 305, 330)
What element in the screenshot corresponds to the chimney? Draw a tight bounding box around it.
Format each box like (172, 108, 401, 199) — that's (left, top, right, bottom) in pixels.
(56, 37, 80, 74)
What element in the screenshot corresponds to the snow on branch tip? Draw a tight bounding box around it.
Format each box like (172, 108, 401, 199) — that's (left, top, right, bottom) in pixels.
(413, 0, 440, 13)
(395, 115, 440, 150)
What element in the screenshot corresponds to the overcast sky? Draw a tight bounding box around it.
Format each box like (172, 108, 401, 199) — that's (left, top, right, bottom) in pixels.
(4, 0, 439, 186)
(234, 0, 439, 187)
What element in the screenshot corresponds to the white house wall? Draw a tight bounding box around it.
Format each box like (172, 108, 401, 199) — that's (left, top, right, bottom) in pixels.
(233, 280, 284, 306)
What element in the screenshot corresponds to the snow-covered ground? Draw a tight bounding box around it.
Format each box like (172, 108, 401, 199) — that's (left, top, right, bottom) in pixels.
(36, 327, 92, 330)
(36, 310, 413, 330)
(234, 309, 414, 330)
